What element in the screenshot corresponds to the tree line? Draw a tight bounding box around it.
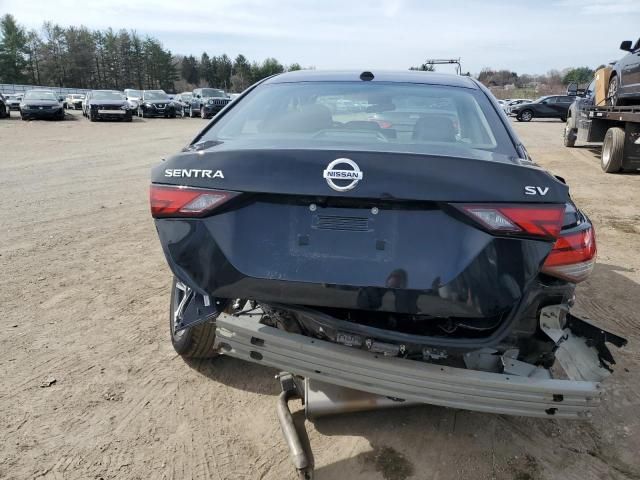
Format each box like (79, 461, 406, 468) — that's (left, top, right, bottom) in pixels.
(477, 66, 600, 89)
(0, 14, 303, 92)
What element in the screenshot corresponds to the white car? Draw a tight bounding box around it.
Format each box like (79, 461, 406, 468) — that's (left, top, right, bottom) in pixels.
(65, 94, 85, 110)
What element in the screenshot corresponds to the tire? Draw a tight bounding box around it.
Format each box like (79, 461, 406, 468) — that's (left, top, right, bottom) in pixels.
(559, 116, 566, 123)
(169, 277, 219, 358)
(0, 105, 6, 118)
(518, 110, 533, 122)
(89, 111, 96, 122)
(607, 75, 620, 107)
(126, 115, 132, 122)
(563, 125, 577, 147)
(601, 127, 625, 173)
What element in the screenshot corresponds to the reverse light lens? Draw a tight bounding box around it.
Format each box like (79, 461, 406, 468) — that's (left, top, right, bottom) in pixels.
(150, 185, 238, 218)
(542, 228, 596, 283)
(457, 204, 565, 239)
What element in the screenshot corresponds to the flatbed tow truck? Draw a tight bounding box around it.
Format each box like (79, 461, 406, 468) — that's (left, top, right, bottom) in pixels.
(564, 103, 640, 173)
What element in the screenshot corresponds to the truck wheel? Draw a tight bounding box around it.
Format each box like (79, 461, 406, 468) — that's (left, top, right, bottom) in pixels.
(169, 277, 219, 358)
(601, 127, 625, 173)
(563, 125, 577, 147)
(518, 110, 533, 122)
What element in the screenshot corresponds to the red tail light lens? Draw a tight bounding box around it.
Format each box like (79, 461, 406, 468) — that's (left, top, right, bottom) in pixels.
(542, 227, 596, 283)
(150, 185, 238, 218)
(456, 204, 565, 239)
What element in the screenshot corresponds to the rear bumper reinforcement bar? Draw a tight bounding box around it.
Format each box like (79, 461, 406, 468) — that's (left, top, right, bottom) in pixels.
(215, 314, 602, 419)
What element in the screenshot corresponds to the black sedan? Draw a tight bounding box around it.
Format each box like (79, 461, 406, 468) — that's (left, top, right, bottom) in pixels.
(137, 90, 179, 118)
(149, 69, 624, 437)
(608, 38, 640, 106)
(510, 95, 574, 122)
(19, 90, 65, 120)
(84, 90, 133, 121)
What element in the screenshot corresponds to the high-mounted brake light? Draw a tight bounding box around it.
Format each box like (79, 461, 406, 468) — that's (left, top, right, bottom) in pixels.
(542, 227, 596, 283)
(456, 204, 565, 239)
(150, 185, 238, 218)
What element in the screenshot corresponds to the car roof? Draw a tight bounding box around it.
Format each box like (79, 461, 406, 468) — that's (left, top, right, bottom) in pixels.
(263, 70, 479, 89)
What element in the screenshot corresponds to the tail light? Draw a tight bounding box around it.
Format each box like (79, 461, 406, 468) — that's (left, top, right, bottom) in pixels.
(542, 227, 596, 283)
(150, 185, 238, 218)
(455, 204, 565, 239)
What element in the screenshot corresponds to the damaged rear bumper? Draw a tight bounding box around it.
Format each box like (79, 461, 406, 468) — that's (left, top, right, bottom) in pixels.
(214, 306, 626, 419)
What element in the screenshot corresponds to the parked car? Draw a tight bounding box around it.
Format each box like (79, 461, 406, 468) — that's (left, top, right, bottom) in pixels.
(510, 95, 574, 122)
(124, 88, 142, 110)
(5, 93, 23, 111)
(149, 70, 624, 438)
(608, 38, 640, 106)
(65, 93, 85, 110)
(189, 87, 231, 119)
(19, 90, 65, 120)
(174, 92, 193, 116)
(137, 90, 179, 118)
(0, 93, 9, 118)
(83, 90, 133, 122)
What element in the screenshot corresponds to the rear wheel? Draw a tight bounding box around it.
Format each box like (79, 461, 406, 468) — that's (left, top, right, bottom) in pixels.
(518, 110, 533, 122)
(169, 277, 219, 358)
(601, 127, 625, 173)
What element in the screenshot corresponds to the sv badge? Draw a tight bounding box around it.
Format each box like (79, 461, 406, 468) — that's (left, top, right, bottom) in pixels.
(524, 186, 549, 196)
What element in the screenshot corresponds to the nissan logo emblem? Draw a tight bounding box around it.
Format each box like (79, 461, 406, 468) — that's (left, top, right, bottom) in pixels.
(323, 158, 363, 192)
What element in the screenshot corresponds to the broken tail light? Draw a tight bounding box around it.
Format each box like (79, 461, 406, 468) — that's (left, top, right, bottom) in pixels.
(455, 204, 565, 240)
(542, 227, 596, 283)
(150, 185, 239, 218)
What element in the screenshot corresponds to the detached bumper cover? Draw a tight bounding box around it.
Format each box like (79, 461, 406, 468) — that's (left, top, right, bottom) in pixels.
(215, 314, 618, 419)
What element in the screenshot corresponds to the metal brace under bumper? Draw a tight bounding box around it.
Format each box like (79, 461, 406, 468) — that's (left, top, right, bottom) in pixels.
(215, 315, 602, 419)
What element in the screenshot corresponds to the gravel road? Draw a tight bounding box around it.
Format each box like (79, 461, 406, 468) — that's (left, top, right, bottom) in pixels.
(1, 111, 639, 480)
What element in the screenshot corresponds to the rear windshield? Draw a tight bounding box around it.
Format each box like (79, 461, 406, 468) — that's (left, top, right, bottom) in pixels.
(199, 82, 517, 160)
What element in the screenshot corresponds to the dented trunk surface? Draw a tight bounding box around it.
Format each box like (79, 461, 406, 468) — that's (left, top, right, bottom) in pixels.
(153, 148, 569, 338)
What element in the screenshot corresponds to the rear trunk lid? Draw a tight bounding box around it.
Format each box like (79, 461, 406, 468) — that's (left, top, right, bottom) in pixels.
(152, 147, 568, 319)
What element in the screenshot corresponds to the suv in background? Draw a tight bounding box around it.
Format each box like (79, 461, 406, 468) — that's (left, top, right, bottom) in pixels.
(189, 88, 231, 119)
(510, 95, 575, 122)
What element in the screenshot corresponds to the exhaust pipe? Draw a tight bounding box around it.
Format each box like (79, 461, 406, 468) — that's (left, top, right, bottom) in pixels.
(304, 378, 420, 419)
(274, 374, 421, 479)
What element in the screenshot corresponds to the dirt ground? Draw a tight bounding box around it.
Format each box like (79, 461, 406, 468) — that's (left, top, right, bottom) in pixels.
(1, 110, 639, 480)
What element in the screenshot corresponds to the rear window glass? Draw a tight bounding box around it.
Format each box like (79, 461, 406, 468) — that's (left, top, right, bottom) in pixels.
(199, 82, 517, 160)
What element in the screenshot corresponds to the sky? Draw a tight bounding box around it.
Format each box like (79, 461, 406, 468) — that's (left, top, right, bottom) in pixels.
(1, 0, 639, 75)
